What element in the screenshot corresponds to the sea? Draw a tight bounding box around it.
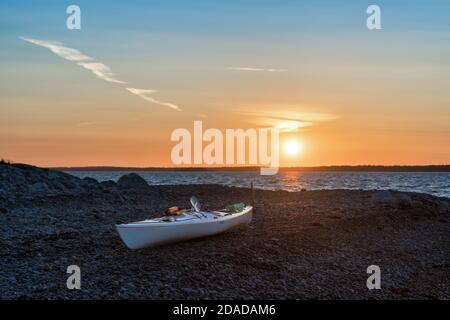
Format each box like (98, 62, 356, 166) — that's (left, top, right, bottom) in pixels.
(65, 171, 450, 199)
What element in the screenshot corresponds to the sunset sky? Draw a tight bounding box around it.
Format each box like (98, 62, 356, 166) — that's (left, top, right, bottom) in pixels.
(1, 0, 449, 167)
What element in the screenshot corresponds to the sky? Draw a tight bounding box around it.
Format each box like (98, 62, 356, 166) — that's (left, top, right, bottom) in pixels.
(0, 0, 449, 167)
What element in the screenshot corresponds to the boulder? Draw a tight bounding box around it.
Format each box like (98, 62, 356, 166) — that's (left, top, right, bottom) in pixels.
(371, 190, 412, 208)
(82, 177, 98, 185)
(47, 170, 71, 180)
(438, 201, 450, 214)
(28, 182, 49, 196)
(371, 190, 397, 205)
(100, 180, 117, 189)
(117, 173, 149, 191)
(0, 163, 88, 199)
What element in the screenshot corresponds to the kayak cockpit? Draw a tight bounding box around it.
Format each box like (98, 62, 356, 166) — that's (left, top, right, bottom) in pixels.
(127, 211, 206, 225)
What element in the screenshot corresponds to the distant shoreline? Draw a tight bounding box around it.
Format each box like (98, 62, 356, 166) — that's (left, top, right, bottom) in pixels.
(55, 165, 450, 173)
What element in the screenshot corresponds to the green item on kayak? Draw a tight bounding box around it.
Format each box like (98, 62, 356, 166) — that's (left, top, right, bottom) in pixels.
(225, 203, 246, 212)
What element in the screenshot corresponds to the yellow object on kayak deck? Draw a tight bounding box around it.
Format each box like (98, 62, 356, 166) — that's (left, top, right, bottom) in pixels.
(164, 206, 187, 216)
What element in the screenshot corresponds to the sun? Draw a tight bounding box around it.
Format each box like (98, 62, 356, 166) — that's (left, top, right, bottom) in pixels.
(284, 140, 302, 156)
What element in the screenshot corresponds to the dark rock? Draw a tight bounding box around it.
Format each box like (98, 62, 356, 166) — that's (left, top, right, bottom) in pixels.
(101, 180, 117, 189)
(0, 163, 88, 199)
(396, 193, 413, 208)
(83, 177, 98, 185)
(437, 200, 450, 214)
(181, 287, 195, 295)
(371, 190, 412, 207)
(117, 173, 149, 191)
(371, 190, 397, 205)
(8, 276, 17, 285)
(47, 170, 73, 181)
(29, 182, 49, 195)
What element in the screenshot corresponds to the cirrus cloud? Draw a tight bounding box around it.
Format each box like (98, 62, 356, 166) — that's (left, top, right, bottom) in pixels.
(20, 37, 93, 62)
(77, 62, 126, 84)
(227, 66, 287, 72)
(21, 36, 180, 111)
(126, 88, 181, 111)
(21, 37, 125, 84)
(236, 105, 337, 132)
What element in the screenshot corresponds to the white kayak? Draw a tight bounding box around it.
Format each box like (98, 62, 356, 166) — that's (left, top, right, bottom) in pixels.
(116, 203, 253, 249)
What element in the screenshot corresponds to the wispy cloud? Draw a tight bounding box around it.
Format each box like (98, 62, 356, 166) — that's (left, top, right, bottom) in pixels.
(20, 37, 93, 62)
(77, 62, 125, 84)
(126, 88, 181, 111)
(228, 67, 287, 72)
(21, 37, 181, 111)
(236, 106, 337, 132)
(21, 37, 125, 84)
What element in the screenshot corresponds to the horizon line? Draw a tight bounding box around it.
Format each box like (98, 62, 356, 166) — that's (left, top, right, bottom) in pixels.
(3, 160, 449, 172)
(49, 164, 450, 173)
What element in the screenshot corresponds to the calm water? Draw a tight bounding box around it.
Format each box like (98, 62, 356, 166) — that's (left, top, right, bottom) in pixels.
(66, 171, 450, 198)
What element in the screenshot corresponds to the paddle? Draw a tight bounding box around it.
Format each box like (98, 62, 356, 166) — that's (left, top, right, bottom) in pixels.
(190, 196, 201, 212)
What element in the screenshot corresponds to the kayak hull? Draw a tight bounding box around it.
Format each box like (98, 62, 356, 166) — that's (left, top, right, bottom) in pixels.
(116, 206, 252, 249)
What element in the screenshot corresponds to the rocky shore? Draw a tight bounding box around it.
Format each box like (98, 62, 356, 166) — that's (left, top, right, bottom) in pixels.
(1, 162, 449, 299)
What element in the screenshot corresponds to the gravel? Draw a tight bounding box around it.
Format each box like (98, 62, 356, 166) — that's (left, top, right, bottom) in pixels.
(1, 162, 449, 299)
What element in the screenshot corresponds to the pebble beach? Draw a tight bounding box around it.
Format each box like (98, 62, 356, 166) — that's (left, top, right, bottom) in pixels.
(1, 162, 449, 299)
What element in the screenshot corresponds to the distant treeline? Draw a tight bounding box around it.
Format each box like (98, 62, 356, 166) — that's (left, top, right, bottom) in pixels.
(56, 165, 450, 172)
